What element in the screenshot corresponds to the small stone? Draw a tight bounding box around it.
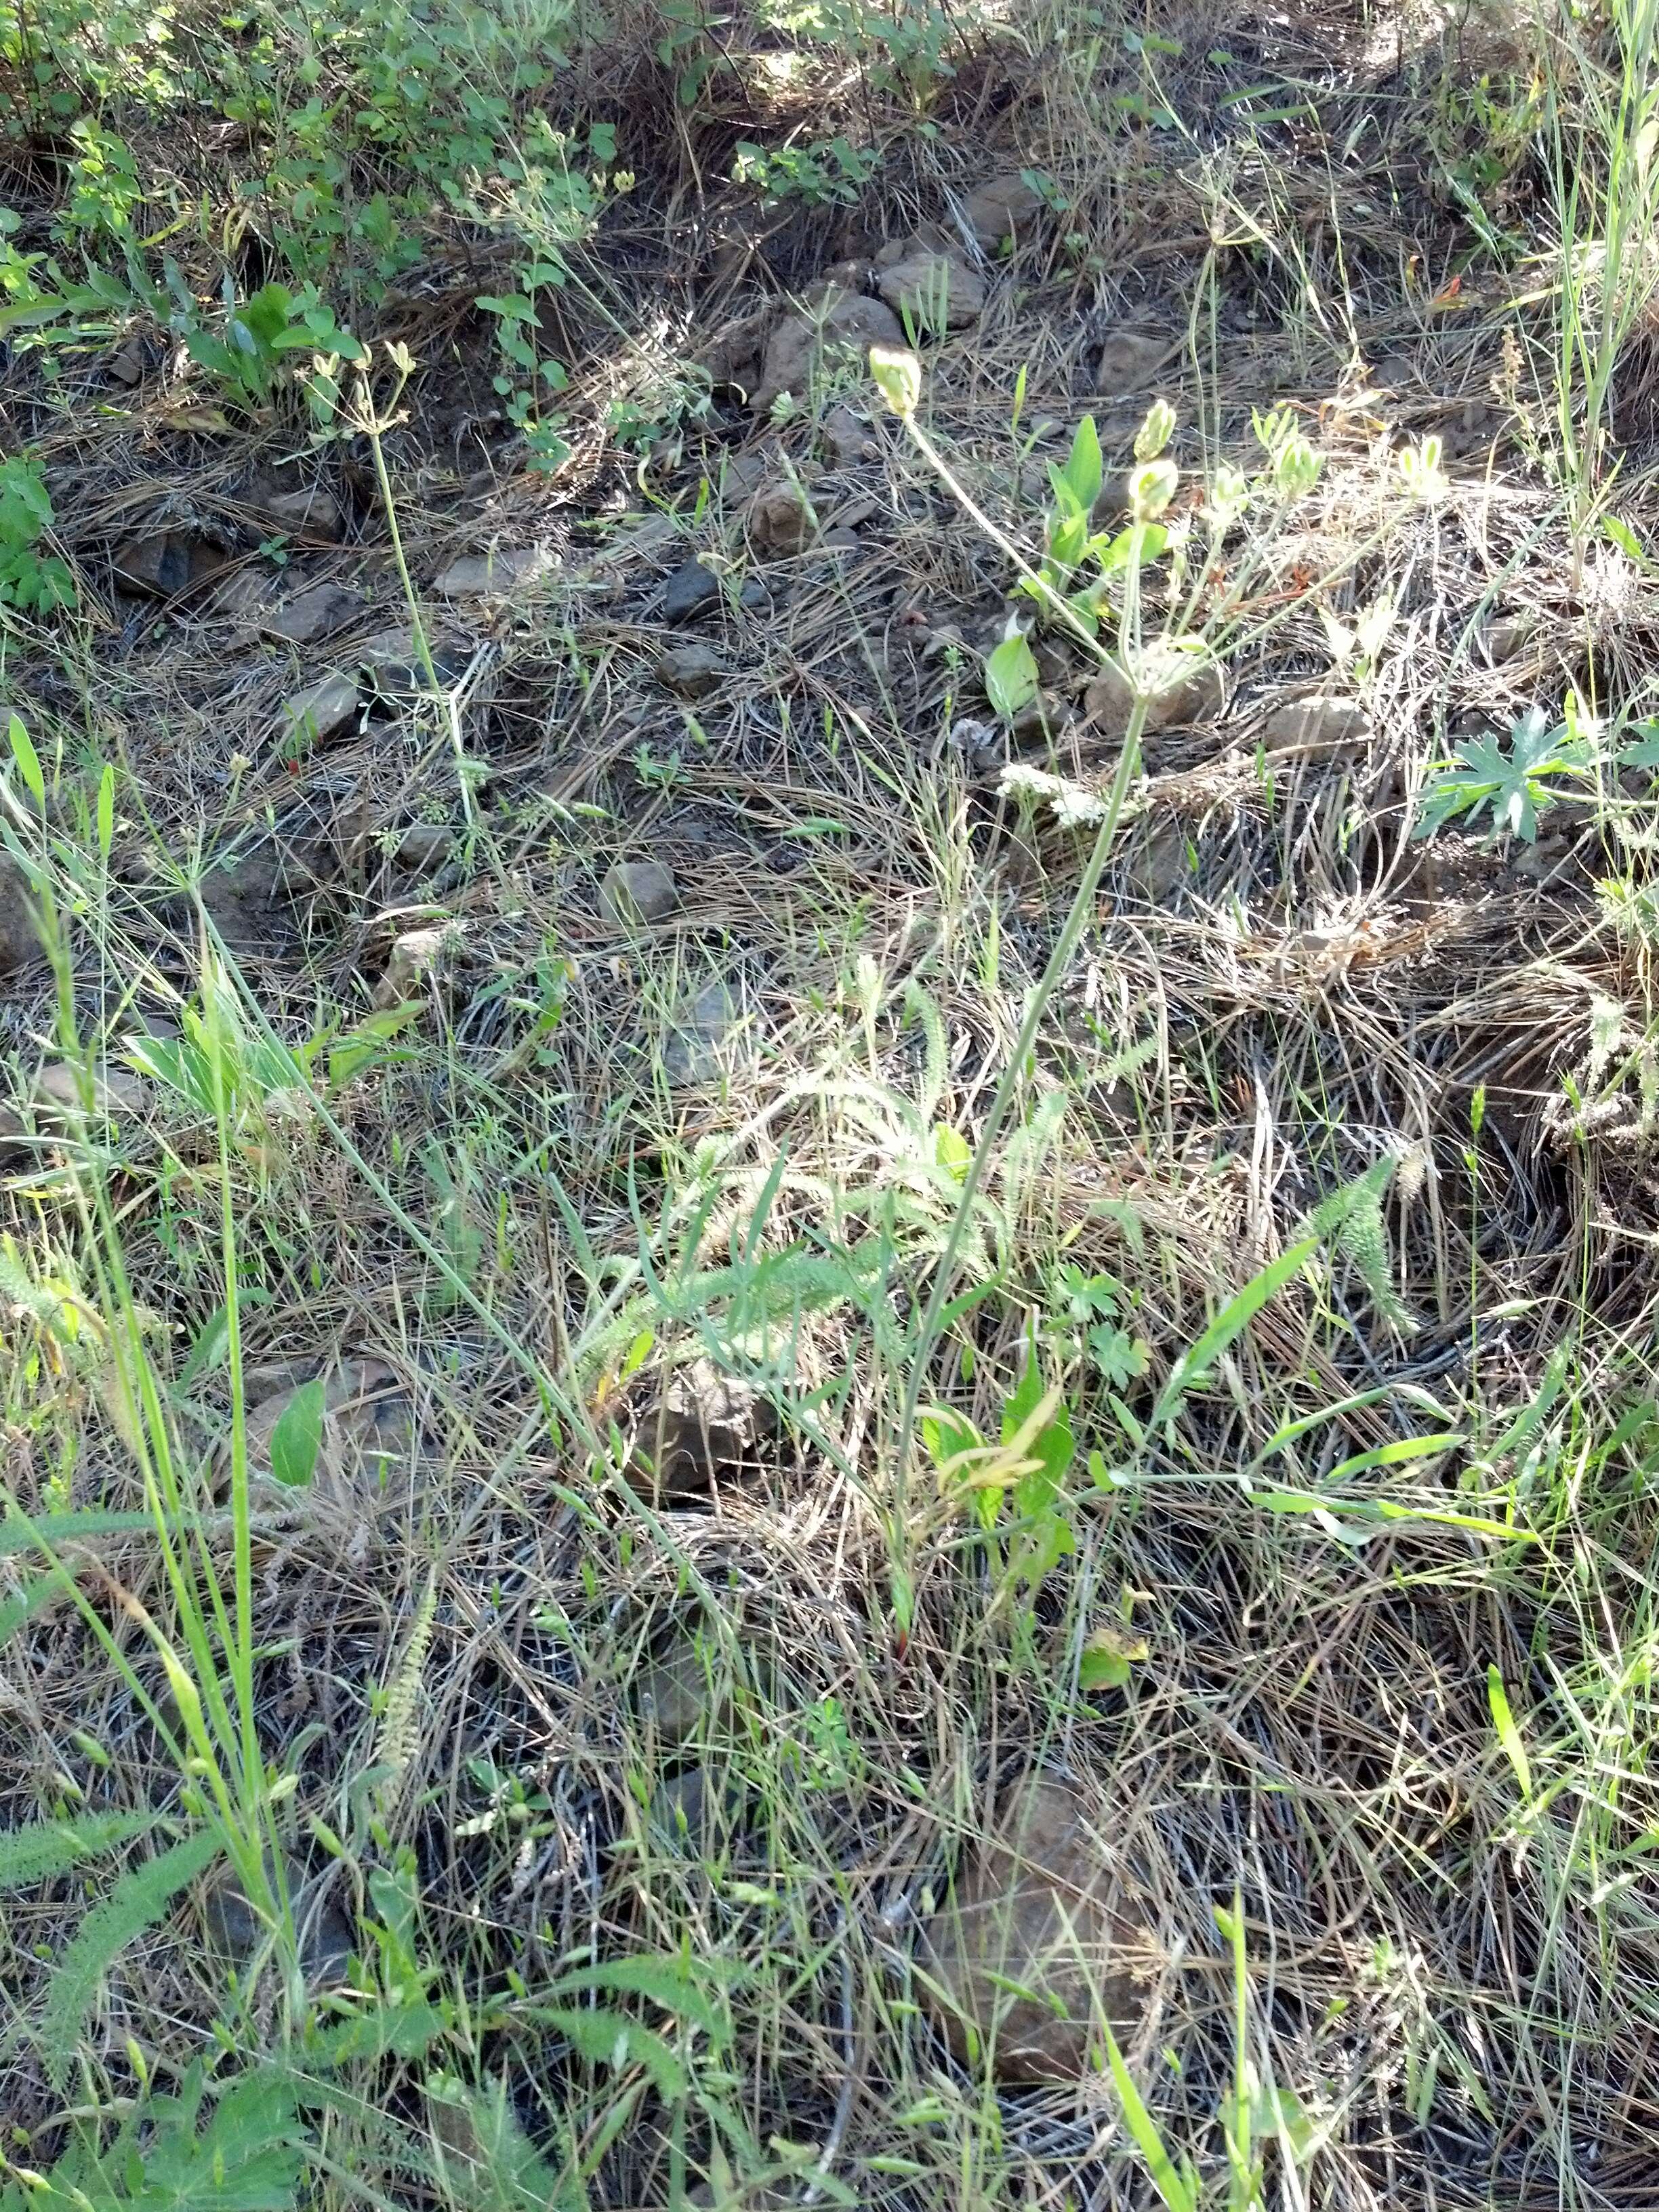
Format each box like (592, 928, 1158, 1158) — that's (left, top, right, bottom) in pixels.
(0, 853, 37, 975)
(256, 484, 346, 541)
(106, 335, 149, 387)
(876, 249, 986, 332)
(359, 626, 466, 702)
(962, 174, 1044, 254)
(820, 527, 862, 561)
(377, 924, 462, 1006)
(1126, 815, 1191, 903)
(1260, 694, 1369, 752)
(656, 643, 728, 699)
(746, 480, 818, 558)
(394, 822, 456, 874)
(634, 1357, 775, 1497)
(260, 581, 367, 645)
(752, 290, 905, 413)
(34, 1063, 149, 1120)
(242, 1355, 416, 1502)
(822, 406, 878, 467)
(112, 533, 228, 599)
(431, 546, 550, 599)
(277, 672, 359, 748)
(947, 716, 1004, 775)
(926, 1775, 1150, 2084)
(1095, 331, 1173, 395)
(634, 1636, 726, 1746)
(1085, 649, 1222, 736)
(1487, 611, 1537, 662)
(661, 558, 722, 624)
(603, 859, 678, 929)
(663, 977, 740, 1086)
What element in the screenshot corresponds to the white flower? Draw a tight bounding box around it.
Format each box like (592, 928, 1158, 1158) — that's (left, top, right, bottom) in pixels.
(1050, 785, 1108, 828)
(998, 762, 1065, 800)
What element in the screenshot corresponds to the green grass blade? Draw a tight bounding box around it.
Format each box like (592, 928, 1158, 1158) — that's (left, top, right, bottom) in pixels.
(1102, 2026, 1198, 2212)
(1152, 1236, 1319, 1429)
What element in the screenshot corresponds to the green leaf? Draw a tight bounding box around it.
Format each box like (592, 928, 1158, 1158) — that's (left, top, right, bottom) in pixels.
(1061, 415, 1102, 510)
(1152, 1236, 1319, 1428)
(1002, 1353, 1074, 1519)
(1488, 1664, 1533, 1803)
(933, 1123, 972, 1179)
(1603, 512, 1647, 566)
(268, 1378, 326, 1488)
(1102, 2026, 1200, 2211)
(535, 2004, 689, 2097)
(43, 1827, 221, 2088)
(984, 632, 1039, 722)
(96, 762, 115, 860)
(0, 1807, 157, 1893)
(1414, 704, 1591, 844)
(9, 713, 44, 810)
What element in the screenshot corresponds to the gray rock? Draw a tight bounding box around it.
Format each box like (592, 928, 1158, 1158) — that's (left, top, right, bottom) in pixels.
(1487, 611, 1537, 662)
(34, 1063, 149, 1121)
(255, 484, 346, 541)
(432, 546, 550, 599)
(663, 977, 739, 1086)
(112, 533, 228, 599)
(377, 924, 462, 1007)
(926, 1776, 1149, 2083)
(359, 625, 466, 701)
(242, 1355, 416, 1502)
(1095, 331, 1174, 395)
(752, 289, 905, 413)
(1261, 693, 1369, 752)
(656, 643, 728, 699)
(201, 843, 300, 951)
(661, 558, 722, 624)
(634, 1357, 776, 1496)
(603, 859, 678, 928)
(260, 581, 367, 645)
(962, 174, 1044, 253)
(0, 853, 37, 975)
(648, 1764, 733, 1851)
(876, 249, 986, 332)
(1085, 650, 1221, 737)
(394, 822, 456, 874)
(278, 672, 359, 750)
(822, 406, 878, 467)
(200, 1855, 354, 1988)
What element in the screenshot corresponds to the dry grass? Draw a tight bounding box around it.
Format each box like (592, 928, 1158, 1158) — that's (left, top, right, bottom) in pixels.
(7, 0, 1659, 2202)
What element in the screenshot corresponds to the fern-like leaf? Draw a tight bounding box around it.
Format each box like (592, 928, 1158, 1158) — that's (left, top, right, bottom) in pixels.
(427, 2073, 579, 2212)
(0, 1807, 158, 1895)
(43, 1827, 221, 2088)
(1306, 1157, 1417, 1333)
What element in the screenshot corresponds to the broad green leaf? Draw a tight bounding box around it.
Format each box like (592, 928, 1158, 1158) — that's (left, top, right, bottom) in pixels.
(985, 632, 1039, 722)
(9, 713, 43, 810)
(1604, 512, 1647, 565)
(268, 1378, 326, 1488)
(1002, 1353, 1073, 1519)
(1061, 415, 1102, 510)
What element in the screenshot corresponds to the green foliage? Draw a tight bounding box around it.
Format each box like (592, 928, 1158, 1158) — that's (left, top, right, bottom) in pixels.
(733, 135, 878, 207)
(0, 455, 75, 613)
(1305, 1156, 1414, 1332)
(0, 1808, 159, 1892)
(0, 2064, 308, 2212)
(177, 280, 362, 413)
(43, 1827, 222, 2089)
(1414, 700, 1594, 843)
